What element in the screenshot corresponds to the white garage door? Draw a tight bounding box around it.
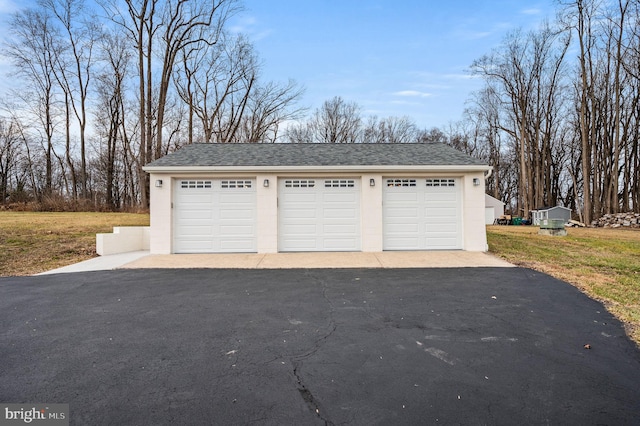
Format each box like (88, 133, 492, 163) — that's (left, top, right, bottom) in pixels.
(383, 178, 462, 250)
(174, 179, 257, 253)
(278, 178, 361, 252)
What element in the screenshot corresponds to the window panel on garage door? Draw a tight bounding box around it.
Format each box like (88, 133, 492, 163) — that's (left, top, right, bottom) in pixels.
(174, 179, 257, 253)
(278, 178, 361, 252)
(383, 178, 461, 250)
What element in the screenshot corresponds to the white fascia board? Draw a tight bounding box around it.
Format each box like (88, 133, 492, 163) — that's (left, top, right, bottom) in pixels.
(143, 164, 492, 174)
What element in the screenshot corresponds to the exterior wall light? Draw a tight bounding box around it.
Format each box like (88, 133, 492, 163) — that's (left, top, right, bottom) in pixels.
(473, 178, 480, 186)
(155, 179, 163, 188)
(263, 179, 269, 188)
(369, 178, 375, 187)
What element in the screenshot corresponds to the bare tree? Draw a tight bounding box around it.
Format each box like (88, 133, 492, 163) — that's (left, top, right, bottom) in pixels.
(179, 32, 257, 143)
(558, 0, 599, 223)
(471, 22, 570, 217)
(101, 0, 239, 206)
(285, 96, 363, 144)
(41, 0, 98, 200)
(0, 118, 22, 204)
(94, 31, 131, 210)
(236, 79, 305, 143)
(175, 32, 304, 144)
(556, 0, 640, 220)
(363, 116, 417, 144)
(464, 85, 504, 199)
(155, 0, 239, 150)
(5, 8, 62, 198)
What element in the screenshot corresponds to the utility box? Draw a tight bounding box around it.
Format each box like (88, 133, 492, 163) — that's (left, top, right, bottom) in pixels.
(538, 219, 567, 236)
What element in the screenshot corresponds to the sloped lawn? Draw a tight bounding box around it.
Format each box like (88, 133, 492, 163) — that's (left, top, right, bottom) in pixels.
(0, 212, 149, 276)
(487, 225, 640, 344)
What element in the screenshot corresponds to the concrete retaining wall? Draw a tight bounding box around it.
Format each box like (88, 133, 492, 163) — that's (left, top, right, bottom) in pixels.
(96, 227, 150, 256)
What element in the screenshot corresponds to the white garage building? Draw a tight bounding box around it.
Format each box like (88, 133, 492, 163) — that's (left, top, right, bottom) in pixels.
(143, 143, 491, 254)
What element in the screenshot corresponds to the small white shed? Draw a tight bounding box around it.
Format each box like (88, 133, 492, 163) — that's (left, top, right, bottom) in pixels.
(485, 194, 506, 225)
(531, 206, 572, 226)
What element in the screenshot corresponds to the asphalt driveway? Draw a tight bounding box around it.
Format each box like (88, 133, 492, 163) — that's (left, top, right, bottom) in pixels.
(1, 268, 639, 425)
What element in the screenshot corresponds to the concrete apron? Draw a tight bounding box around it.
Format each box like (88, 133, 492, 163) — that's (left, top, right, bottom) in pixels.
(120, 251, 515, 269)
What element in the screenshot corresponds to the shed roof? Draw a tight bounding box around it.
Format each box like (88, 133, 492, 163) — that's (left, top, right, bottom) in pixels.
(532, 206, 571, 212)
(144, 143, 489, 171)
(485, 193, 505, 206)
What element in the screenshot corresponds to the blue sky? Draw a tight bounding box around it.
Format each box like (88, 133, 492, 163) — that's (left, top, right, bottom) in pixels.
(0, 0, 557, 130)
(231, 0, 557, 128)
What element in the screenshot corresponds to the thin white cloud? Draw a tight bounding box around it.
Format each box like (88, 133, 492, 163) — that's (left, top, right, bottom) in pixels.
(443, 73, 477, 81)
(394, 90, 433, 98)
(522, 8, 542, 15)
(229, 16, 272, 41)
(249, 29, 273, 42)
(229, 16, 256, 34)
(452, 19, 515, 42)
(0, 0, 20, 14)
(390, 100, 424, 106)
(461, 30, 493, 40)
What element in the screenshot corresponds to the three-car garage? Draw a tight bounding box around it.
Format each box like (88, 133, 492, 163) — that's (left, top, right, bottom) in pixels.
(172, 174, 463, 253)
(145, 143, 490, 254)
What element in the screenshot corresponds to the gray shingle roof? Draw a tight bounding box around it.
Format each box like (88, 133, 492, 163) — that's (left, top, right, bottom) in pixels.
(145, 143, 488, 168)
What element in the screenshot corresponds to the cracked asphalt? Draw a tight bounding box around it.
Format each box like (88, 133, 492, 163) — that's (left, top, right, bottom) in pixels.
(1, 267, 640, 425)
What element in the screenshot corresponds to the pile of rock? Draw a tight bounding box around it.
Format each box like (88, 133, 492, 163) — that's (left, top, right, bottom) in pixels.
(590, 212, 640, 228)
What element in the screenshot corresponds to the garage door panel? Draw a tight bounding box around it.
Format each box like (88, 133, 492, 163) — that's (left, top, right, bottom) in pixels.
(384, 177, 461, 250)
(323, 224, 357, 233)
(386, 207, 419, 219)
(425, 238, 457, 248)
(220, 224, 254, 234)
(323, 208, 357, 219)
(387, 223, 420, 233)
(426, 207, 458, 217)
(281, 209, 317, 219)
(426, 193, 458, 202)
(427, 231, 458, 238)
(280, 239, 318, 250)
(281, 193, 317, 202)
(219, 239, 255, 250)
(179, 198, 213, 207)
(177, 239, 214, 251)
(220, 209, 254, 219)
(324, 238, 358, 250)
(323, 192, 358, 203)
(279, 178, 360, 252)
(219, 192, 253, 202)
(180, 210, 214, 220)
(386, 192, 419, 202)
(179, 225, 214, 236)
(174, 179, 257, 253)
(284, 223, 318, 234)
(426, 223, 457, 232)
(385, 237, 419, 249)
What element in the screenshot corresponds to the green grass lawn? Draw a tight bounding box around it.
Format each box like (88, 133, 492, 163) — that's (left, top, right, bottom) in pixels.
(487, 225, 640, 344)
(0, 211, 149, 276)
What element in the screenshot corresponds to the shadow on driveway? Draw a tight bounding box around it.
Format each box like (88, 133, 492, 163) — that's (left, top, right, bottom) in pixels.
(1, 268, 639, 425)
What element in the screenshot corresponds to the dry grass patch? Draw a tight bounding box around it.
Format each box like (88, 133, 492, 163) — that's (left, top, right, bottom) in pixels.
(487, 226, 640, 344)
(0, 212, 149, 276)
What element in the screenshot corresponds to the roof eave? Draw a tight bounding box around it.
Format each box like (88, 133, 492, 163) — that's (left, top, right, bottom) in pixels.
(143, 164, 492, 174)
